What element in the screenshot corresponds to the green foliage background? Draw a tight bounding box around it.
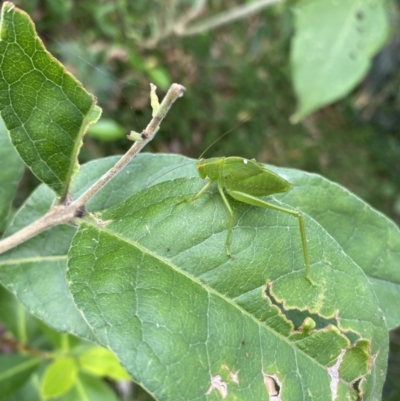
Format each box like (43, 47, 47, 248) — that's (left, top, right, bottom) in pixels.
(1, 0, 400, 400)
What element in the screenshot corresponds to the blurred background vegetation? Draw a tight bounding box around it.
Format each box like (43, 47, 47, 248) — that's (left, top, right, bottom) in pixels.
(3, 0, 400, 399)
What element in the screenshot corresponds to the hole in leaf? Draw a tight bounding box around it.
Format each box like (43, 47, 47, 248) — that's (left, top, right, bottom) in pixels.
(264, 283, 337, 330)
(263, 373, 281, 397)
(352, 377, 363, 401)
(264, 282, 361, 344)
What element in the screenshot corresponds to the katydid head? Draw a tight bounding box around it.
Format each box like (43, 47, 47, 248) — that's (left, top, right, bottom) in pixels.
(195, 158, 207, 179)
(195, 157, 223, 181)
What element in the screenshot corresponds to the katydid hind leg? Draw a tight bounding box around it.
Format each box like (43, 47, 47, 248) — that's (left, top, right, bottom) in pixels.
(226, 189, 312, 283)
(217, 186, 234, 257)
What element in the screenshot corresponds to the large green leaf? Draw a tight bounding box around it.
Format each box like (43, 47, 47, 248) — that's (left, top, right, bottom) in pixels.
(66, 158, 389, 400)
(0, 118, 24, 231)
(1, 153, 397, 399)
(0, 2, 100, 199)
(291, 0, 388, 121)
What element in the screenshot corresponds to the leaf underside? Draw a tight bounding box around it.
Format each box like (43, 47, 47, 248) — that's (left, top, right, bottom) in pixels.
(291, 0, 388, 120)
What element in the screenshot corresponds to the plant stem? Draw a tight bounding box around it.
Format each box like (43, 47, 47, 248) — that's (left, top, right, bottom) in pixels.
(142, 0, 206, 48)
(176, 0, 282, 36)
(0, 83, 186, 255)
(0, 332, 49, 359)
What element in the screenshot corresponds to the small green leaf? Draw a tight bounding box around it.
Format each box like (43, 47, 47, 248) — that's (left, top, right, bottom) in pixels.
(40, 357, 77, 399)
(0, 3, 100, 200)
(78, 346, 130, 380)
(127, 130, 143, 142)
(291, 0, 389, 121)
(150, 83, 160, 116)
(87, 118, 124, 142)
(148, 67, 170, 91)
(0, 354, 40, 400)
(61, 372, 121, 401)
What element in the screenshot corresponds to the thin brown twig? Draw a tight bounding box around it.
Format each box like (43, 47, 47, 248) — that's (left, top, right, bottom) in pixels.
(0, 333, 50, 359)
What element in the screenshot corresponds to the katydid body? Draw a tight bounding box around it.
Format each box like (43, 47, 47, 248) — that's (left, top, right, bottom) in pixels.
(178, 156, 311, 283)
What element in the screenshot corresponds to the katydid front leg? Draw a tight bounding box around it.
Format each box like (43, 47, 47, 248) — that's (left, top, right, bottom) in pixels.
(226, 189, 311, 284)
(176, 181, 212, 204)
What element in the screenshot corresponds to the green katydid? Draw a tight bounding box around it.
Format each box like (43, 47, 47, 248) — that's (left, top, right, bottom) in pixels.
(177, 156, 312, 283)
